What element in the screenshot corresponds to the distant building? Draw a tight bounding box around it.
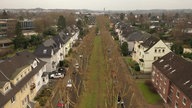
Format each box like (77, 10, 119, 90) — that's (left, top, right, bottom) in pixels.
(0, 21, 7, 37)
(0, 19, 17, 37)
(152, 52, 192, 108)
(19, 19, 34, 30)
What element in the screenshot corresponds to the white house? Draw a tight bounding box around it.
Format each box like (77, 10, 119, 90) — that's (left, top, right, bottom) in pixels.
(124, 31, 150, 52)
(35, 38, 63, 72)
(132, 36, 171, 73)
(0, 51, 49, 108)
(35, 27, 79, 72)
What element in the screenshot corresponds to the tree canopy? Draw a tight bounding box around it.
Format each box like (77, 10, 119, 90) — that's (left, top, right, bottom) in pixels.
(121, 42, 129, 56)
(15, 22, 22, 36)
(57, 15, 66, 31)
(120, 13, 125, 20)
(171, 43, 183, 55)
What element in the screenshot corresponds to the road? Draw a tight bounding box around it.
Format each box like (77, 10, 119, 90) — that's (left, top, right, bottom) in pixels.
(51, 15, 148, 108)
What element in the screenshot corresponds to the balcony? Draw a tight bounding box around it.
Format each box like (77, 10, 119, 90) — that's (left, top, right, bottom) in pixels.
(30, 83, 36, 90)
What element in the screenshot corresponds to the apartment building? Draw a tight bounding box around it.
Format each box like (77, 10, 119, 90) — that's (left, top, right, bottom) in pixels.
(0, 51, 48, 108)
(152, 52, 192, 108)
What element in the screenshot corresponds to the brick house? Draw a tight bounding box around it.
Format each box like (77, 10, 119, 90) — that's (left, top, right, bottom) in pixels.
(152, 52, 192, 108)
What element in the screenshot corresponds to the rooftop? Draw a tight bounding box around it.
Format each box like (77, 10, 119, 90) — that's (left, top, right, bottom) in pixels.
(153, 52, 192, 100)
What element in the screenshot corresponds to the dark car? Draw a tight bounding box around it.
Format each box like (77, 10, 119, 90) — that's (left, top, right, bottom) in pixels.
(58, 67, 66, 75)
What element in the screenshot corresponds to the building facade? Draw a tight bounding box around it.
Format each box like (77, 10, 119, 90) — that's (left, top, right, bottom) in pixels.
(0, 19, 17, 37)
(132, 36, 171, 73)
(0, 51, 48, 108)
(152, 52, 192, 108)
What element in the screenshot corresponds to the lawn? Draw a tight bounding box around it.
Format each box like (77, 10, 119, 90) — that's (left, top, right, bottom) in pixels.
(77, 36, 107, 108)
(123, 57, 140, 74)
(137, 80, 162, 104)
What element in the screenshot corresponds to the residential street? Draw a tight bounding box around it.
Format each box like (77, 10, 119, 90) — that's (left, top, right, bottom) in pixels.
(47, 15, 163, 108)
(68, 16, 147, 108)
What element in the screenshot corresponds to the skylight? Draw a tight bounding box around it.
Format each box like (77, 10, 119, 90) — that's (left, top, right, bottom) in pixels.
(170, 69, 176, 74)
(159, 59, 164, 63)
(184, 80, 190, 85)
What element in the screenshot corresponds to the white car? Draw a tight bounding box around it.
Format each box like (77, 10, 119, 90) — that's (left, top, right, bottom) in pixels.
(75, 63, 79, 69)
(49, 72, 64, 79)
(66, 79, 72, 88)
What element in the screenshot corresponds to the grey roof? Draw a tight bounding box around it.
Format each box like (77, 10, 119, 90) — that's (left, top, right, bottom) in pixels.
(35, 38, 59, 58)
(126, 31, 151, 42)
(0, 51, 37, 80)
(153, 52, 192, 100)
(141, 36, 159, 52)
(0, 51, 46, 106)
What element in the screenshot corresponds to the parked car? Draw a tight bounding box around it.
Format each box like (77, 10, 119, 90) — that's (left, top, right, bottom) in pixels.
(66, 79, 72, 88)
(75, 63, 79, 69)
(49, 71, 64, 79)
(58, 67, 66, 75)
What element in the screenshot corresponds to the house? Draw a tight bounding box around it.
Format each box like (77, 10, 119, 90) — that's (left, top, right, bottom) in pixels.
(35, 26, 79, 72)
(0, 51, 48, 108)
(132, 36, 171, 73)
(152, 52, 192, 108)
(34, 38, 63, 72)
(124, 31, 150, 52)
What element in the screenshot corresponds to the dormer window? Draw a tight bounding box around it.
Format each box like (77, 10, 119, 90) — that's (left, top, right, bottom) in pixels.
(1, 82, 11, 95)
(11, 96, 16, 103)
(32, 60, 37, 68)
(43, 49, 47, 54)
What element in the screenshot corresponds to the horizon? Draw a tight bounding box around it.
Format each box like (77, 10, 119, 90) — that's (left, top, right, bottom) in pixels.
(0, 0, 192, 11)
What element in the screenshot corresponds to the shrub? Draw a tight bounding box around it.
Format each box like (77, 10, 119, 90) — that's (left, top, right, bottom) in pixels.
(134, 63, 140, 71)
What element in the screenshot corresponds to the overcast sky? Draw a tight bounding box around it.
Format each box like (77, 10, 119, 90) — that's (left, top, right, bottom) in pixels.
(0, 0, 191, 10)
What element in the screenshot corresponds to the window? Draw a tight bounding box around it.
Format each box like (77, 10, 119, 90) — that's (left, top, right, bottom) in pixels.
(183, 97, 187, 105)
(175, 102, 178, 108)
(155, 49, 157, 53)
(152, 71, 155, 76)
(162, 49, 165, 53)
(21, 74, 23, 78)
(11, 96, 15, 103)
(4, 86, 9, 91)
(154, 57, 156, 60)
(163, 88, 165, 94)
(176, 91, 180, 98)
(159, 49, 161, 53)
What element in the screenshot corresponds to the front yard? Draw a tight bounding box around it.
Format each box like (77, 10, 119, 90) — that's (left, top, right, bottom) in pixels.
(123, 57, 140, 75)
(137, 80, 162, 104)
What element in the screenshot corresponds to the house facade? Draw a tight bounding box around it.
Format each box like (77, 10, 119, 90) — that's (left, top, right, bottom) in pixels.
(124, 31, 150, 52)
(35, 38, 63, 72)
(152, 52, 192, 108)
(132, 36, 171, 73)
(0, 51, 48, 108)
(35, 27, 79, 72)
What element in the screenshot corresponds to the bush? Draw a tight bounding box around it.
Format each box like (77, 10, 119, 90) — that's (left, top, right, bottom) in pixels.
(34, 88, 52, 106)
(63, 60, 69, 68)
(134, 63, 140, 71)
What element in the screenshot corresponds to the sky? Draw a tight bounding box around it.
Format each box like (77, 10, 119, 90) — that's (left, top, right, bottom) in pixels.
(0, 0, 191, 10)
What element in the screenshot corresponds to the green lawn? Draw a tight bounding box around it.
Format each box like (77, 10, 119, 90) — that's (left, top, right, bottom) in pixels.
(78, 36, 107, 108)
(123, 57, 140, 74)
(124, 57, 135, 67)
(137, 80, 162, 104)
